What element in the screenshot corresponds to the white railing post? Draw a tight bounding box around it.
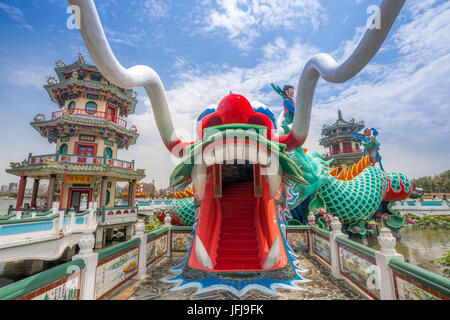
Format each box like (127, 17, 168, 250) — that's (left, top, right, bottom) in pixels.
(133, 219, 147, 280)
(69, 207, 76, 230)
(15, 211, 21, 220)
(72, 234, 98, 300)
(330, 216, 347, 279)
(164, 215, 172, 261)
(375, 228, 404, 300)
(52, 202, 59, 215)
(58, 209, 65, 231)
(87, 202, 97, 227)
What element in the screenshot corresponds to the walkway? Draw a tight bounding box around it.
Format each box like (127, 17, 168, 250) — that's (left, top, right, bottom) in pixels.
(112, 253, 366, 300)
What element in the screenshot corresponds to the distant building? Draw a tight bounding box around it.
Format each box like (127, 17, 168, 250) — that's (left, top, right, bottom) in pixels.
(319, 110, 365, 173)
(8, 183, 18, 192)
(1, 185, 8, 193)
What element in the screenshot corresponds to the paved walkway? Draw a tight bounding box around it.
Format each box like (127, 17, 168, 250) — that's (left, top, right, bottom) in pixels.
(119, 253, 366, 300)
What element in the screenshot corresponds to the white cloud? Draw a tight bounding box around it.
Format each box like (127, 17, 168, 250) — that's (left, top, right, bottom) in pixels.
(7, 66, 53, 89)
(198, 0, 326, 50)
(0, 2, 33, 31)
(131, 0, 450, 186)
(306, 0, 450, 179)
(128, 38, 318, 185)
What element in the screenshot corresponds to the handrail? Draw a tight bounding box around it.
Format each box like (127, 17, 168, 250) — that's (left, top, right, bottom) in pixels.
(29, 153, 57, 158)
(0, 259, 85, 300)
(311, 226, 331, 238)
(97, 237, 141, 262)
(51, 108, 127, 128)
(75, 210, 91, 217)
(170, 226, 193, 232)
(336, 235, 377, 259)
(389, 258, 450, 297)
(0, 213, 16, 221)
(28, 153, 135, 170)
(146, 227, 169, 241)
(286, 225, 311, 231)
(0, 213, 59, 226)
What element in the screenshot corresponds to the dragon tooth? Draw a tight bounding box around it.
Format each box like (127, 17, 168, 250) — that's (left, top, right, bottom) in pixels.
(262, 236, 280, 269)
(195, 236, 213, 269)
(192, 162, 207, 200)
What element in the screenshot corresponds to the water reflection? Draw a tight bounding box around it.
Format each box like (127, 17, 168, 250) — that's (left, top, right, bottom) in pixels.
(368, 224, 449, 277)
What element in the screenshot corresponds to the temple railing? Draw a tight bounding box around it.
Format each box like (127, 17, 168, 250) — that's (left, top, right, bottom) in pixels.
(1, 221, 448, 300)
(27, 153, 135, 170)
(285, 223, 450, 300)
(51, 108, 127, 128)
(96, 206, 138, 225)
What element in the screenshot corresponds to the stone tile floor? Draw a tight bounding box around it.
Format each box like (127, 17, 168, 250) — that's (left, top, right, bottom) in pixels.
(125, 252, 366, 300)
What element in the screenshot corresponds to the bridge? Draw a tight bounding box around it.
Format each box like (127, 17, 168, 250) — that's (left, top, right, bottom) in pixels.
(391, 199, 450, 217)
(0, 202, 139, 265)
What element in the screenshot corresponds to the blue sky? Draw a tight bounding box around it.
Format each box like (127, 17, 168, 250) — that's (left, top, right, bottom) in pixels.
(0, 0, 449, 188)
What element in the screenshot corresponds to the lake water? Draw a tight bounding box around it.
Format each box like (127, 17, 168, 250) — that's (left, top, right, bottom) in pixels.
(0, 198, 17, 215)
(367, 224, 449, 276)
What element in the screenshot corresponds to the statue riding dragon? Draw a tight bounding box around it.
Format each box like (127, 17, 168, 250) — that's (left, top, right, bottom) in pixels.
(69, 0, 411, 295)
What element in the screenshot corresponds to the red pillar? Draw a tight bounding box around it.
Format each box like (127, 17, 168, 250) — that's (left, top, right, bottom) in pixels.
(19, 176, 28, 208)
(31, 179, 40, 208)
(47, 174, 57, 208)
(99, 176, 108, 208)
(128, 180, 136, 207)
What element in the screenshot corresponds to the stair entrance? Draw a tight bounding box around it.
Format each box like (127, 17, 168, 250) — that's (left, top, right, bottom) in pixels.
(215, 164, 260, 270)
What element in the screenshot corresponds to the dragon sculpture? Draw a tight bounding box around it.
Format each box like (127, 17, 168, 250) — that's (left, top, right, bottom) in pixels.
(69, 0, 410, 294)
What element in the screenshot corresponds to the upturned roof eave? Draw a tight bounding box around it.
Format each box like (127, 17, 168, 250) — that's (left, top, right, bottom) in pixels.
(6, 164, 146, 180)
(44, 79, 138, 113)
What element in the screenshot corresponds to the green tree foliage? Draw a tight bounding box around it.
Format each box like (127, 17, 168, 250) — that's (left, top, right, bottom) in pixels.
(414, 170, 450, 193)
(144, 213, 162, 233)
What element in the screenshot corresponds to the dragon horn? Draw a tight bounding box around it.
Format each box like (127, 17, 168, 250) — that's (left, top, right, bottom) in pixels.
(278, 0, 405, 151)
(67, 0, 190, 157)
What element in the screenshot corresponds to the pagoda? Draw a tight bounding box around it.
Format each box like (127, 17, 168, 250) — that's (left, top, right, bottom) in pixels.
(6, 53, 146, 214)
(319, 110, 365, 173)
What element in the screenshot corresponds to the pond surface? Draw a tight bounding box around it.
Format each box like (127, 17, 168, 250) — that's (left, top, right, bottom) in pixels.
(366, 224, 449, 277)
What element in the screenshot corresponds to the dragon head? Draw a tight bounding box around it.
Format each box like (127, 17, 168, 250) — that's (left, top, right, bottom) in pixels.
(170, 94, 308, 273)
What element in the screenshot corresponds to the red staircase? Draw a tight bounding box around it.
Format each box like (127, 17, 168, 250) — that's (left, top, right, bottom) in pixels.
(215, 182, 261, 270)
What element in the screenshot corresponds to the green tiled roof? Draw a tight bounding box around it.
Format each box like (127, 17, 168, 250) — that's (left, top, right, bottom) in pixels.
(6, 162, 146, 180)
(30, 116, 139, 146)
(44, 78, 137, 114)
(321, 119, 364, 134)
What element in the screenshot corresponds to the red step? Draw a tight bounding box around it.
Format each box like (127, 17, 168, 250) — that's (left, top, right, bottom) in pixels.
(214, 181, 260, 270)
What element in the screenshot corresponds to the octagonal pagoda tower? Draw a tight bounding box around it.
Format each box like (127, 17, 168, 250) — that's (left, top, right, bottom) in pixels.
(319, 110, 365, 173)
(6, 54, 146, 212)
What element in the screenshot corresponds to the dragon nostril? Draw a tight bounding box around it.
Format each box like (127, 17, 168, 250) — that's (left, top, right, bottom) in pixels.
(206, 115, 223, 127)
(248, 115, 265, 126)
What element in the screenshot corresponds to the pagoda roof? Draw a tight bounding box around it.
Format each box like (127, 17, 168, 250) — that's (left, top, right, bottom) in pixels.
(324, 152, 364, 161)
(319, 133, 362, 146)
(6, 162, 146, 181)
(321, 110, 365, 134)
(44, 78, 137, 115)
(30, 116, 139, 147)
(322, 119, 364, 132)
(54, 60, 99, 81)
